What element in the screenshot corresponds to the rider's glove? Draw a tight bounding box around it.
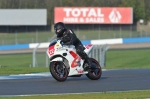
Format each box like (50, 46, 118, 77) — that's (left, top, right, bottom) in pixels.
(60, 40, 64, 45)
(61, 35, 70, 43)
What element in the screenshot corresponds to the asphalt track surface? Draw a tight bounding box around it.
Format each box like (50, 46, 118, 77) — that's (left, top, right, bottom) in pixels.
(0, 69, 150, 96)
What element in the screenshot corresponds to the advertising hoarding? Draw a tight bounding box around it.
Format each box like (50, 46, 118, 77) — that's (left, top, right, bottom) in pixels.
(55, 7, 133, 24)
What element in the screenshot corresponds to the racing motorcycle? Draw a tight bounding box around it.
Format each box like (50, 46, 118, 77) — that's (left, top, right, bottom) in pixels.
(47, 39, 102, 82)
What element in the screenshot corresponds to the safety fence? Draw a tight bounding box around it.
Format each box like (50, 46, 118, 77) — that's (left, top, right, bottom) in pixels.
(0, 24, 150, 45)
(32, 44, 109, 68)
(89, 45, 109, 67)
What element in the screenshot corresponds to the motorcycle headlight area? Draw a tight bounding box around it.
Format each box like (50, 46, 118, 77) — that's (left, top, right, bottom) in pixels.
(56, 47, 66, 51)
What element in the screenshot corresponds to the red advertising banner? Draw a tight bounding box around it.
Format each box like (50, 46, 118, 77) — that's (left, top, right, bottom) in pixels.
(54, 7, 133, 24)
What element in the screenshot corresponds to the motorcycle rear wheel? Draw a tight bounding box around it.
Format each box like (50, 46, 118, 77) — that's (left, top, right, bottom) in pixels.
(49, 61, 68, 82)
(86, 58, 102, 80)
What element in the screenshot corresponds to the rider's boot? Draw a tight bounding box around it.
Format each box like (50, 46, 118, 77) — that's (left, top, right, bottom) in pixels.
(83, 54, 96, 71)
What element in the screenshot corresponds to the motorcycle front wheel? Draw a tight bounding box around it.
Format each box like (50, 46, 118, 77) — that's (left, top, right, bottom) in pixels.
(86, 58, 102, 80)
(49, 61, 68, 82)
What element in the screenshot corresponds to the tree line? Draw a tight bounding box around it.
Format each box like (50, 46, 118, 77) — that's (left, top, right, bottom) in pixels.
(0, 0, 149, 24)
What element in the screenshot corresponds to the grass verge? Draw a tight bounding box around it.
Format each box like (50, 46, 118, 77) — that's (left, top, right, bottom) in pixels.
(0, 90, 150, 99)
(106, 48, 150, 69)
(0, 49, 150, 75)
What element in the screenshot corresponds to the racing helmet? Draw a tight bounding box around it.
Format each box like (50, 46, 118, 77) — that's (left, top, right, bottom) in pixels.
(54, 22, 67, 37)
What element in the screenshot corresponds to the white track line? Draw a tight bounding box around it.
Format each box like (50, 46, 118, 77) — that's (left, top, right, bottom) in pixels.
(0, 69, 108, 80)
(0, 72, 51, 80)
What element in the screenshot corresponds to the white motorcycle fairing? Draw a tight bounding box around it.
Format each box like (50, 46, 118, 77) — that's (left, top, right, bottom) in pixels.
(50, 57, 63, 62)
(47, 40, 93, 76)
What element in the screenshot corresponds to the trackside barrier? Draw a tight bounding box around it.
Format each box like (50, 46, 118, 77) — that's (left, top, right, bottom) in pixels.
(89, 45, 109, 67)
(33, 44, 109, 68)
(32, 35, 56, 67)
(2, 37, 150, 50)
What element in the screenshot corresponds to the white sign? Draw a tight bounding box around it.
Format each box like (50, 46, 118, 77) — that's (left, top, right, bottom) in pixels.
(0, 9, 47, 25)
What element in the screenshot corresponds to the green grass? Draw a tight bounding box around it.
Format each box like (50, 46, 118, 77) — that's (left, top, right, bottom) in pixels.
(0, 54, 49, 75)
(106, 49, 150, 69)
(0, 30, 149, 45)
(0, 90, 150, 99)
(0, 49, 150, 75)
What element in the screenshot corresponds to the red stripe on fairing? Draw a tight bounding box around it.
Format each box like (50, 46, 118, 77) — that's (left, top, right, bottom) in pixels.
(71, 58, 78, 68)
(69, 51, 80, 68)
(69, 51, 78, 58)
(85, 44, 93, 49)
(48, 45, 55, 56)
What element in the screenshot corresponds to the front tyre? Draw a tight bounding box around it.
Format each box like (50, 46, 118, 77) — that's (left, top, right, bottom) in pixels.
(49, 61, 68, 82)
(86, 58, 102, 80)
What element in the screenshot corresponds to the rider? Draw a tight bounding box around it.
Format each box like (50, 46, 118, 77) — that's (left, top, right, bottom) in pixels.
(54, 22, 94, 71)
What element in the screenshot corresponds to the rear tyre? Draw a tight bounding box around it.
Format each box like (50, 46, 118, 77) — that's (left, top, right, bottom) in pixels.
(86, 58, 102, 80)
(49, 61, 68, 82)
